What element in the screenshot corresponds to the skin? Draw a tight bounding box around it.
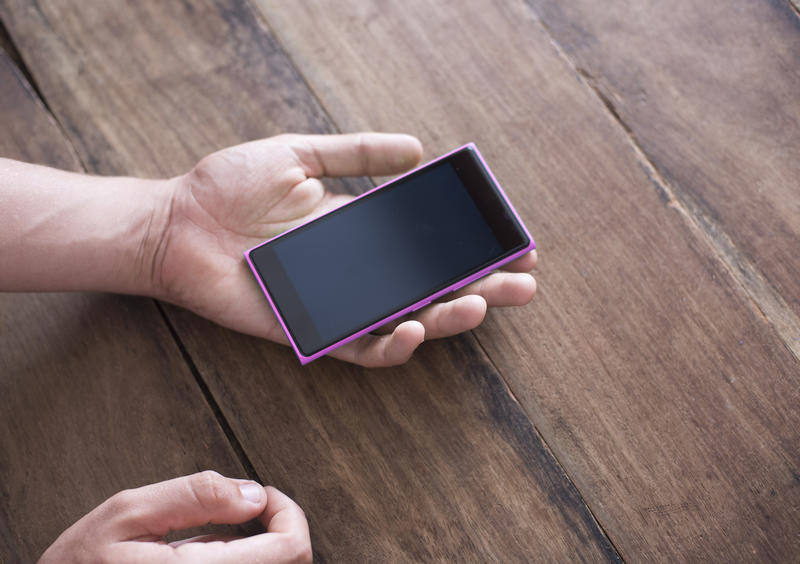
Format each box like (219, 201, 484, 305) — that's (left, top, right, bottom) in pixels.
(2, 132, 537, 561)
(38, 471, 313, 564)
(1, 132, 537, 365)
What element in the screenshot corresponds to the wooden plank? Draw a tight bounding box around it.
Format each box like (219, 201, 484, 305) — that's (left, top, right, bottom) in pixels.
(169, 313, 620, 562)
(1, 0, 618, 561)
(526, 0, 800, 339)
(250, 0, 800, 560)
(0, 49, 249, 561)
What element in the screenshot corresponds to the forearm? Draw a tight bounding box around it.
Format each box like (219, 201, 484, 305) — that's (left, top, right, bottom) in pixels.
(0, 158, 174, 295)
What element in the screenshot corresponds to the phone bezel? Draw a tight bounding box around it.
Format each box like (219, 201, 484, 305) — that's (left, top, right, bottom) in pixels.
(245, 143, 535, 364)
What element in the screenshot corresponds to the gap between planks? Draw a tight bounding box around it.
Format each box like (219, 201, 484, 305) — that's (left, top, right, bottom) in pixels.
(470, 333, 626, 561)
(244, 2, 625, 556)
(2, 8, 610, 547)
(0, 16, 87, 171)
(528, 6, 800, 363)
(154, 302, 262, 483)
(0, 24, 259, 482)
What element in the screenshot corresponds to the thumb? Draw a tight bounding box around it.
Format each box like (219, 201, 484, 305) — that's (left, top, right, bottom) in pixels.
(100, 471, 267, 540)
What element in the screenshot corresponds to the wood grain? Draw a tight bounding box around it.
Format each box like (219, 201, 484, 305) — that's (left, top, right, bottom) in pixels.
(1, 0, 618, 560)
(526, 0, 800, 340)
(0, 50, 249, 561)
(252, 0, 800, 560)
(168, 312, 620, 562)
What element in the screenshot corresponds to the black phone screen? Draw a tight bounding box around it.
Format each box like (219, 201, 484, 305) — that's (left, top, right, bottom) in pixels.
(248, 146, 530, 356)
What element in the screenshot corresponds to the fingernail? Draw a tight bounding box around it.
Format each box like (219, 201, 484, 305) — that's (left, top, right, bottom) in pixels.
(239, 483, 263, 504)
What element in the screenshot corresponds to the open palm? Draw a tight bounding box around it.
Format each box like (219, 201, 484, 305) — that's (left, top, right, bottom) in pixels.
(155, 133, 537, 366)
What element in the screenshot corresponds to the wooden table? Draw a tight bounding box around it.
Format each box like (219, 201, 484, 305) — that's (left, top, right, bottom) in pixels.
(2, 1, 798, 561)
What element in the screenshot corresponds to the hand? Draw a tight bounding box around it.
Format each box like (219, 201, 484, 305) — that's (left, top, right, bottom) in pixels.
(154, 133, 537, 366)
(40, 471, 311, 564)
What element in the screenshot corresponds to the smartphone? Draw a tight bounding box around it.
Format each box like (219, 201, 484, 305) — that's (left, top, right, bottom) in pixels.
(245, 143, 535, 364)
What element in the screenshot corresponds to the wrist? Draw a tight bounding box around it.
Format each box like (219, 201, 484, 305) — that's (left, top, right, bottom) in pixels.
(132, 176, 180, 300)
(0, 160, 179, 295)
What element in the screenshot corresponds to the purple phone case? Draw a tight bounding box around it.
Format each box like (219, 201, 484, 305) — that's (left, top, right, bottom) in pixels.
(244, 143, 535, 365)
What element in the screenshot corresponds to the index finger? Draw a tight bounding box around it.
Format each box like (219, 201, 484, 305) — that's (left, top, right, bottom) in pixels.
(259, 486, 310, 538)
(142, 487, 312, 563)
(279, 132, 423, 178)
(200, 487, 311, 563)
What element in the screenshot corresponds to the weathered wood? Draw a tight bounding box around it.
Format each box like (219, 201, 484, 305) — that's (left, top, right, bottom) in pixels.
(252, 0, 800, 560)
(0, 50, 249, 561)
(0, 49, 79, 171)
(1, 0, 618, 560)
(169, 312, 620, 562)
(526, 0, 800, 343)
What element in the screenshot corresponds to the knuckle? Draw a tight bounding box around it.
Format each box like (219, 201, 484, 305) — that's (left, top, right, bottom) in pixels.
(103, 488, 149, 529)
(286, 535, 313, 564)
(105, 489, 137, 514)
(355, 132, 369, 171)
(297, 544, 314, 564)
(190, 470, 230, 509)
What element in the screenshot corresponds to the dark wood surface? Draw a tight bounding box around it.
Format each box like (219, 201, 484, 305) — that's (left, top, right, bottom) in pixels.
(0, 1, 615, 561)
(527, 0, 800, 345)
(1, 0, 798, 562)
(254, 2, 800, 559)
(0, 49, 250, 561)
